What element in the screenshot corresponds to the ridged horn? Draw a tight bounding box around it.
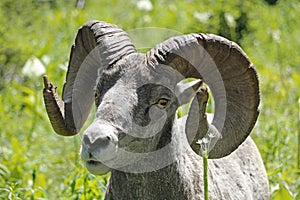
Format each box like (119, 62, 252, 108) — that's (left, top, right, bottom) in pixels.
(43, 20, 136, 136)
(146, 34, 260, 158)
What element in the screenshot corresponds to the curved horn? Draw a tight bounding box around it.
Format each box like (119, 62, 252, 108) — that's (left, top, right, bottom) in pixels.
(146, 34, 259, 158)
(43, 20, 136, 136)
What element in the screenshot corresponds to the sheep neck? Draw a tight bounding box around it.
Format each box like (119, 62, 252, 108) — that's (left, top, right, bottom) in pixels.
(105, 116, 200, 199)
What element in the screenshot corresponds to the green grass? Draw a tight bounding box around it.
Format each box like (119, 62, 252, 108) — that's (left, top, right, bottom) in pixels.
(0, 0, 299, 199)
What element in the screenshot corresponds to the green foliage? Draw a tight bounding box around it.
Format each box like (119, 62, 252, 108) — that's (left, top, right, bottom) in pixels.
(271, 183, 294, 200)
(0, 0, 299, 199)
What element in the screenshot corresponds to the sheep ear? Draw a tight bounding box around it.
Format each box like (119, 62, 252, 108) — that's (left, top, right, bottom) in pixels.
(186, 87, 222, 155)
(43, 21, 136, 136)
(146, 33, 260, 158)
(175, 79, 202, 105)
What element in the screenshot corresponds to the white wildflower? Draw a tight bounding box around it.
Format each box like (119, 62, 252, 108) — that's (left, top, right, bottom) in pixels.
(41, 55, 51, 65)
(224, 13, 235, 27)
(137, 0, 153, 12)
(143, 15, 152, 23)
(59, 61, 68, 71)
(193, 11, 211, 24)
(272, 29, 281, 43)
(22, 56, 46, 77)
(196, 124, 221, 155)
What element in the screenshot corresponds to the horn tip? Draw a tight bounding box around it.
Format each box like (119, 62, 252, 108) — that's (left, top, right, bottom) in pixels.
(43, 75, 51, 90)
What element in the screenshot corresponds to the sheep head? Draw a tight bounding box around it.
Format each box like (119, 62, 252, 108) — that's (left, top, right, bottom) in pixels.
(43, 20, 259, 174)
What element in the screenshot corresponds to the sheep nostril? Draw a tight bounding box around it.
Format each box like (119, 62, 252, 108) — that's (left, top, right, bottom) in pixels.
(83, 134, 113, 150)
(83, 135, 91, 146)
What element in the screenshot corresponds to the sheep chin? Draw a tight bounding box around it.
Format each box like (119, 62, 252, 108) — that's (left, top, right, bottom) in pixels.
(85, 160, 111, 175)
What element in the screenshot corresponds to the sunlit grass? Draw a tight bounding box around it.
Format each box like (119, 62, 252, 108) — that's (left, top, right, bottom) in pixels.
(0, 0, 299, 199)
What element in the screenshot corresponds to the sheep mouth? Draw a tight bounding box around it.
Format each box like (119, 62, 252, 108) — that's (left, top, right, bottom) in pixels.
(85, 159, 111, 175)
(86, 160, 101, 166)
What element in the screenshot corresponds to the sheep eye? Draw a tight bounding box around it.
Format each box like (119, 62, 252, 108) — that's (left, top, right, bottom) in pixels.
(157, 98, 169, 109)
(95, 92, 99, 101)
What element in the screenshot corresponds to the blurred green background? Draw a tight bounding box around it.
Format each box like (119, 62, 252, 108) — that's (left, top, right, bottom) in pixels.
(0, 0, 299, 199)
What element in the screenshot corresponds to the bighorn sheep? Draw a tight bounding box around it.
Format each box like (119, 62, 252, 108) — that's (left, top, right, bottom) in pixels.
(43, 20, 269, 199)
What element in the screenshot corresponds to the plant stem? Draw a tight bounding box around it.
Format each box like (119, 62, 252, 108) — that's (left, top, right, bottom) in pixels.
(202, 150, 209, 200)
(298, 98, 300, 169)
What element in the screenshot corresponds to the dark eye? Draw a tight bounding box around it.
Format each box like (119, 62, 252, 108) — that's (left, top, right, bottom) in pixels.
(95, 92, 99, 101)
(157, 98, 169, 109)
